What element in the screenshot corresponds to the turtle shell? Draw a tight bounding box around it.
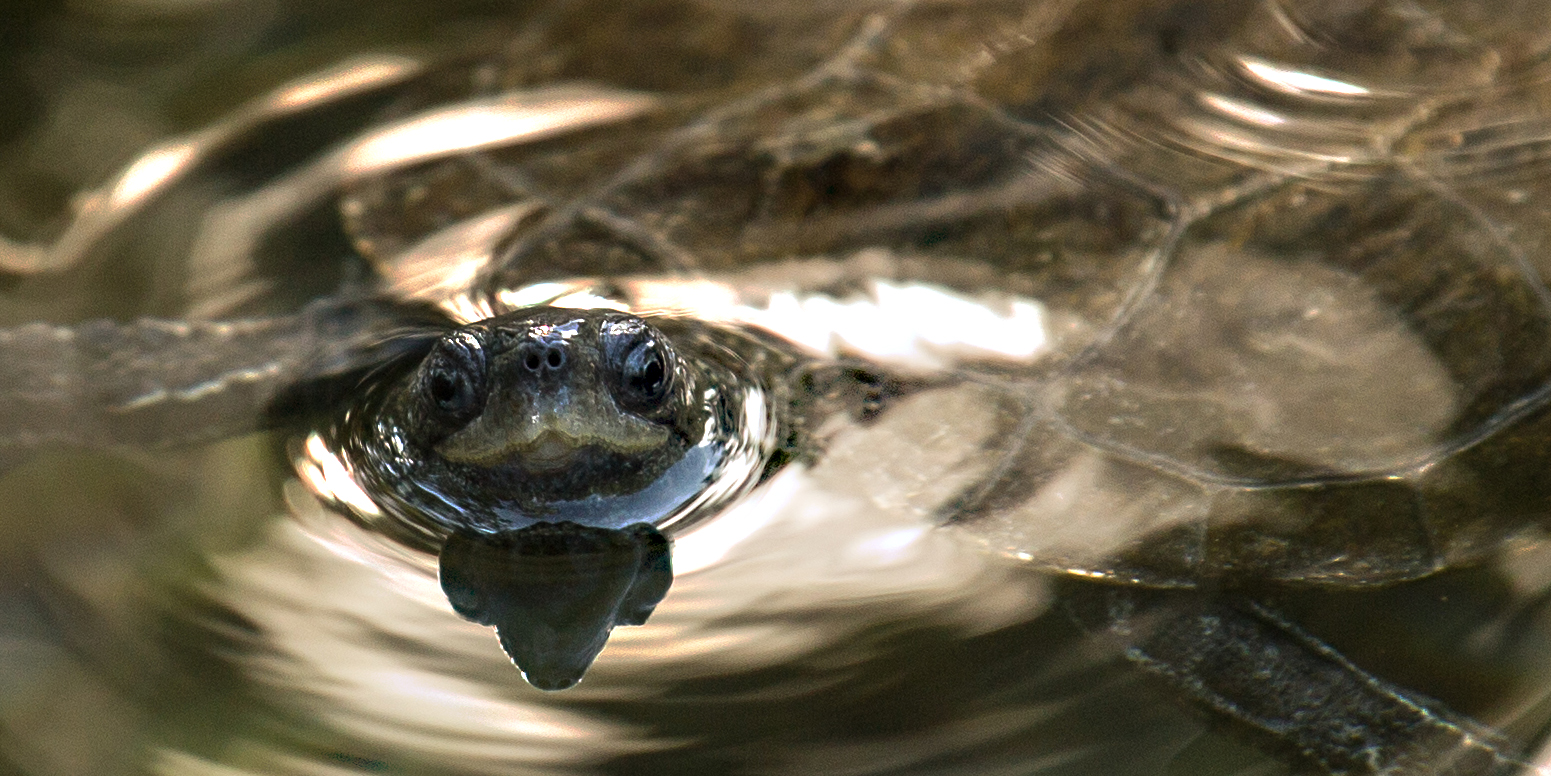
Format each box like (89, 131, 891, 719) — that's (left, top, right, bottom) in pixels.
(321, 0, 1551, 590)
(4, 0, 1549, 592)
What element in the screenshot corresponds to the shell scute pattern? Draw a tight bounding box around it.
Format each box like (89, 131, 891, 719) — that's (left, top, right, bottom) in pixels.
(327, 0, 1551, 591)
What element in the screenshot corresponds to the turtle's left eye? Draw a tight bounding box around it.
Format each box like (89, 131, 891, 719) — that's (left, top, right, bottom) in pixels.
(416, 330, 488, 432)
(601, 318, 675, 413)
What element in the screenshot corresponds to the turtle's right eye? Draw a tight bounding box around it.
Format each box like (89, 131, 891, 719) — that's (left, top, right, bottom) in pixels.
(416, 330, 488, 430)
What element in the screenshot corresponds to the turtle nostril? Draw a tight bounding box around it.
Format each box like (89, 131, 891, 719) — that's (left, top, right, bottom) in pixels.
(519, 343, 567, 374)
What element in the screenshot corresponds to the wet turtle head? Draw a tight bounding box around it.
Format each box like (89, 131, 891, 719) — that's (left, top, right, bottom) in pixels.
(349, 306, 716, 533)
(413, 308, 683, 471)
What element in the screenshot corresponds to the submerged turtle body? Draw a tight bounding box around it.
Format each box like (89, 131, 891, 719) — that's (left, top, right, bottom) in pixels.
(312, 0, 1551, 593)
(6, 0, 1551, 772)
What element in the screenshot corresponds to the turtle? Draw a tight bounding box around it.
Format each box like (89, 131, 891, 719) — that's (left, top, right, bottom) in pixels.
(4, 0, 1551, 773)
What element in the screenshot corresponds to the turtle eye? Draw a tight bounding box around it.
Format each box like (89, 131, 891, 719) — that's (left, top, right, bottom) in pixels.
(417, 330, 487, 429)
(624, 341, 668, 399)
(602, 318, 675, 413)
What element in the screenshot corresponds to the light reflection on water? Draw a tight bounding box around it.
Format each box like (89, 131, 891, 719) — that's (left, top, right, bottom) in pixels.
(200, 381, 1072, 773)
(8, 371, 1186, 774)
(181, 464, 1097, 776)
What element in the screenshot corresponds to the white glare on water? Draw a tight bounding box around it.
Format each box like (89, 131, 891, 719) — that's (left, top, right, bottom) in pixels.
(341, 88, 658, 177)
(1238, 57, 1370, 97)
(297, 432, 383, 518)
(619, 277, 1051, 370)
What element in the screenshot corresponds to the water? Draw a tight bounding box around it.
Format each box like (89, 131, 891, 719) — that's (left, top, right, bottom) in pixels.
(7, 1, 1551, 774)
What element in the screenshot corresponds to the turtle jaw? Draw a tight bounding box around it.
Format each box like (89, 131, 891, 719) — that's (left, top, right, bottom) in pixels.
(432, 402, 673, 471)
(522, 430, 578, 472)
(488, 426, 671, 473)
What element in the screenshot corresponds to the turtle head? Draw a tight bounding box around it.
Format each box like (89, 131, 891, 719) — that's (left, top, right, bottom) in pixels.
(355, 307, 715, 532)
(413, 308, 684, 471)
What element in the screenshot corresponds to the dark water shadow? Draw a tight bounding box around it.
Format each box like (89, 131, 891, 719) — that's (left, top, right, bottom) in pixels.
(438, 521, 672, 690)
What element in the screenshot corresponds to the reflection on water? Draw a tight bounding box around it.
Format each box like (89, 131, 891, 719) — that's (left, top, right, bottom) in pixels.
(9, 1, 1551, 775)
(439, 523, 673, 691)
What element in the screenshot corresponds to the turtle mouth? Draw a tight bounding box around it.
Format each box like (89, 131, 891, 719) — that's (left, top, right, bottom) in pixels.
(436, 408, 673, 467)
(520, 430, 582, 472)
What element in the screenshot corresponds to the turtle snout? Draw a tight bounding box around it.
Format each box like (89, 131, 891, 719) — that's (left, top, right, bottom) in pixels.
(516, 341, 570, 382)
